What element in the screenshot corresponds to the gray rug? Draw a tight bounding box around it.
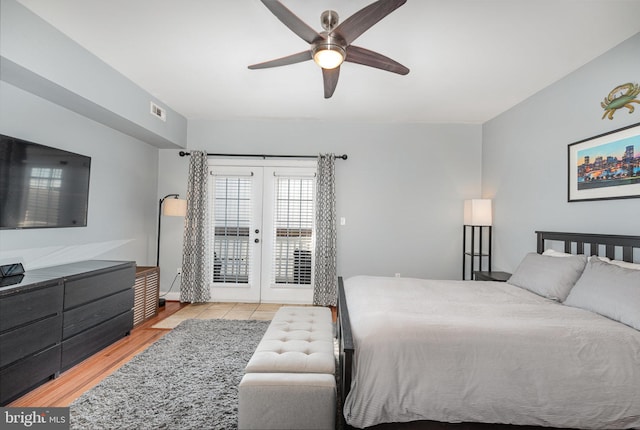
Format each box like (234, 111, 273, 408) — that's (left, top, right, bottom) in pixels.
(71, 319, 270, 430)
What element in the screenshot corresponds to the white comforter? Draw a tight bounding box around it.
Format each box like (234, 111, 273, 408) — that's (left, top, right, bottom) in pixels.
(343, 275, 640, 429)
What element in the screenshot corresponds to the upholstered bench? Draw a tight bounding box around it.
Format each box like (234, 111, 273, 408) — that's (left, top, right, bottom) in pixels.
(238, 306, 336, 430)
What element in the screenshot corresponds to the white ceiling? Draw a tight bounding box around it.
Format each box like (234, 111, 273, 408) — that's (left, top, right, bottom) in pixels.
(16, 0, 640, 124)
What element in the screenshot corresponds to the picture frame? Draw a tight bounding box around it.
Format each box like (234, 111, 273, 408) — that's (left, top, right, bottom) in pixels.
(568, 122, 640, 202)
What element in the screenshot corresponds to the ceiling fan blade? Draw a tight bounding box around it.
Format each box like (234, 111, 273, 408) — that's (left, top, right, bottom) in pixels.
(248, 50, 312, 69)
(332, 0, 406, 45)
(322, 67, 340, 99)
(345, 45, 409, 75)
(260, 0, 321, 44)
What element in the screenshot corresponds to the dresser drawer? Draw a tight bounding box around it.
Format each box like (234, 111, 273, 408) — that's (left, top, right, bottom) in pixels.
(0, 315, 62, 368)
(0, 283, 63, 332)
(64, 265, 135, 310)
(0, 345, 61, 406)
(63, 288, 134, 339)
(61, 310, 133, 370)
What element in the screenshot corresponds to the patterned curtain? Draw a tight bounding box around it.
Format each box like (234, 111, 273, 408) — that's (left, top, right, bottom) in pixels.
(313, 154, 337, 306)
(180, 150, 211, 303)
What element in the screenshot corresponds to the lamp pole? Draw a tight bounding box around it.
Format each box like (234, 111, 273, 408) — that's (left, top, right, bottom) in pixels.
(157, 194, 180, 267)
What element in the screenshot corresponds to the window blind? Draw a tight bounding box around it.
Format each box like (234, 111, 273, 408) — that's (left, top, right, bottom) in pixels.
(272, 176, 315, 285)
(211, 176, 253, 284)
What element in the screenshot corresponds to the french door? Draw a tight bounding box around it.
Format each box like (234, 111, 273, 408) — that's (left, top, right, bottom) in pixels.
(208, 162, 316, 304)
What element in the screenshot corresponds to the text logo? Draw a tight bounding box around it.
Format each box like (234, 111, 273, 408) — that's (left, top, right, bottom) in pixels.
(0, 408, 69, 430)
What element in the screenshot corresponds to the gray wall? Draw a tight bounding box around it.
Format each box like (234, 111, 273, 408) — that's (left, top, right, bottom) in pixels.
(1, 0, 187, 148)
(1, 0, 483, 291)
(0, 81, 159, 269)
(0, 0, 182, 270)
(482, 32, 640, 271)
(157, 120, 482, 293)
(6, 0, 636, 290)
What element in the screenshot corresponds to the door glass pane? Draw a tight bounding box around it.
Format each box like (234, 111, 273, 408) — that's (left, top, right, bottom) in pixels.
(272, 177, 315, 285)
(212, 176, 252, 284)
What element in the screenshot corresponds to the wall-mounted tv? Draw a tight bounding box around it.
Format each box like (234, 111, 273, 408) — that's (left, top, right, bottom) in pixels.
(0, 134, 91, 229)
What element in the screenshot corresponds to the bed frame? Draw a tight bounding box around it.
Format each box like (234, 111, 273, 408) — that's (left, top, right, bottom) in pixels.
(337, 231, 640, 430)
(535, 231, 640, 261)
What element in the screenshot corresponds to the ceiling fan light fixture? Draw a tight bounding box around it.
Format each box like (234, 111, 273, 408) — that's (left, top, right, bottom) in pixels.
(248, 0, 410, 97)
(313, 43, 345, 69)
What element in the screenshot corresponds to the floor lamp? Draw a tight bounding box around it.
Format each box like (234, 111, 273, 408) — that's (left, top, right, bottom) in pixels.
(157, 194, 187, 305)
(462, 199, 492, 280)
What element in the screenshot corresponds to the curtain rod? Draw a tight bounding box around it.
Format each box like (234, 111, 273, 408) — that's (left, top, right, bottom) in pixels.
(178, 151, 347, 160)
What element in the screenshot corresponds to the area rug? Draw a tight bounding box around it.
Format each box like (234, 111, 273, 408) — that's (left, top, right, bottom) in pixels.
(70, 319, 270, 430)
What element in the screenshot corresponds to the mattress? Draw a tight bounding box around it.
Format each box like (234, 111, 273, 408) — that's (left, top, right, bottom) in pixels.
(342, 275, 640, 429)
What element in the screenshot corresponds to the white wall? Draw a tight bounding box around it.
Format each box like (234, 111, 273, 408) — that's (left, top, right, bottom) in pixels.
(482, 33, 640, 271)
(0, 81, 159, 269)
(157, 119, 482, 294)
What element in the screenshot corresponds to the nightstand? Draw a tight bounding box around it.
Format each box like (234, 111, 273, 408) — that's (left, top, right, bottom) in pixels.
(473, 271, 511, 282)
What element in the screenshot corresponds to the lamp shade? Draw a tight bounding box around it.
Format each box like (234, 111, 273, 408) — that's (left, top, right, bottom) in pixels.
(163, 198, 187, 217)
(464, 199, 492, 226)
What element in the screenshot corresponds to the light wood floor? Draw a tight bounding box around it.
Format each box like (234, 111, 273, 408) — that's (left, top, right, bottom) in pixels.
(8, 301, 188, 407)
(152, 301, 286, 329)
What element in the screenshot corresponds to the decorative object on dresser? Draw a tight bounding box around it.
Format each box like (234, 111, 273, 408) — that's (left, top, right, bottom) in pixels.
(568, 122, 640, 202)
(133, 266, 160, 326)
(0, 262, 24, 278)
(462, 199, 492, 280)
(473, 270, 511, 282)
(0, 260, 135, 405)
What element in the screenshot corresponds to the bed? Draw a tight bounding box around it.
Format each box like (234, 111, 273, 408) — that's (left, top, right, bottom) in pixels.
(337, 231, 640, 430)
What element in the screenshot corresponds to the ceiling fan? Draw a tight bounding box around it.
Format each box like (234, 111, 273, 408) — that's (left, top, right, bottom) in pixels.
(248, 0, 410, 98)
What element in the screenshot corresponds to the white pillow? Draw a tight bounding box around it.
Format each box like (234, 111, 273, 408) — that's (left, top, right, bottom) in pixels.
(594, 257, 640, 270)
(564, 257, 640, 330)
(507, 253, 587, 301)
(543, 249, 611, 263)
(542, 249, 573, 257)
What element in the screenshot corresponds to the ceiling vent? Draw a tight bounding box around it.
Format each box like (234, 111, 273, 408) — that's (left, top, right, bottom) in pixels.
(150, 101, 167, 122)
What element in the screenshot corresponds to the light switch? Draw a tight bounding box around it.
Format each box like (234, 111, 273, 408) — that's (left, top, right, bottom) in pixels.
(340, 217, 346, 226)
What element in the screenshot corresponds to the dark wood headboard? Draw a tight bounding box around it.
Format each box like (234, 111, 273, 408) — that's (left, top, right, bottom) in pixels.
(536, 231, 640, 263)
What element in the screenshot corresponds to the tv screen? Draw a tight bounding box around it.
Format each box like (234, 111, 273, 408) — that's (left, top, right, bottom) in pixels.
(0, 134, 91, 229)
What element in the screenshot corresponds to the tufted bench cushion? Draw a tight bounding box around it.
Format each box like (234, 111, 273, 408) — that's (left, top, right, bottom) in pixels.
(244, 306, 335, 374)
(238, 306, 336, 430)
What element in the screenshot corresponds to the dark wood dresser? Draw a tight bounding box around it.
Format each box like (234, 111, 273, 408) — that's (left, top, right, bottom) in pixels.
(0, 260, 135, 405)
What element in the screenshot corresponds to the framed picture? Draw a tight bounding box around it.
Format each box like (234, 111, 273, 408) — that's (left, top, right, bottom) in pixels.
(568, 122, 640, 202)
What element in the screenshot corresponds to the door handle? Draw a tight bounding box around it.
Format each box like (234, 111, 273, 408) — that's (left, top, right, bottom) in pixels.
(254, 238, 260, 243)
(255, 229, 260, 234)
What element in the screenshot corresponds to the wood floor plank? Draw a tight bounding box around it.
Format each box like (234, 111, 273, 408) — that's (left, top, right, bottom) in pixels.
(8, 301, 186, 407)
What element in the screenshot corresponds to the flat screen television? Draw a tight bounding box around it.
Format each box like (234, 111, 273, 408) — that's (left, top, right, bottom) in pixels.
(0, 134, 91, 229)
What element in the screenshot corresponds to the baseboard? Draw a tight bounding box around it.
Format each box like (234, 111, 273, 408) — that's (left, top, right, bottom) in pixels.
(161, 291, 313, 305)
(164, 292, 181, 301)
